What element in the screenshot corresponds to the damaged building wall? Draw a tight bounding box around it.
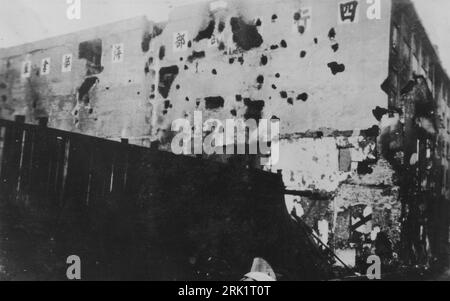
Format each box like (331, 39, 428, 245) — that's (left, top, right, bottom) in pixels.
(0, 17, 154, 144)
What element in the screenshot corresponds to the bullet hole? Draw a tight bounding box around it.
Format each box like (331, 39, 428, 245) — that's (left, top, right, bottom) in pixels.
(314, 38, 318, 44)
(137, 91, 141, 95)
(287, 98, 294, 105)
(128, 80, 132, 83)
(271, 115, 280, 121)
(280, 91, 288, 98)
(238, 56, 245, 65)
(184, 65, 189, 70)
(218, 42, 225, 51)
(230, 17, 263, 51)
(75, 119, 79, 125)
(270, 45, 279, 50)
(297, 93, 308, 102)
(327, 62, 346, 75)
(328, 28, 336, 41)
(188, 41, 192, 48)
(151, 84, 155, 93)
(298, 26, 305, 34)
(212, 69, 217, 75)
(257, 75, 264, 84)
(260, 54, 268, 66)
(272, 84, 277, 90)
(1, 95, 7, 102)
(194, 20, 216, 42)
(372, 106, 389, 121)
(144, 64, 150, 74)
(78, 76, 99, 103)
(164, 100, 172, 109)
(218, 21, 226, 33)
(275, 73, 280, 78)
(150, 94, 155, 99)
(176, 84, 180, 90)
(300, 51, 307, 58)
(235, 95, 242, 102)
(229, 58, 235, 64)
(158, 65, 179, 98)
(196, 100, 201, 107)
(74, 110, 79, 116)
(255, 18, 262, 27)
(148, 57, 154, 65)
(88, 108, 94, 114)
(331, 43, 339, 52)
(187, 51, 206, 63)
(180, 57, 184, 62)
(185, 97, 190, 101)
(294, 12, 301, 21)
(230, 109, 237, 116)
(272, 14, 278, 22)
(163, 110, 168, 115)
(280, 40, 287, 48)
(244, 99, 265, 120)
(205, 96, 225, 110)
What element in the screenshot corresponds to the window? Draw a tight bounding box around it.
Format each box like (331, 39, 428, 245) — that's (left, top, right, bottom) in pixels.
(79, 39, 103, 75)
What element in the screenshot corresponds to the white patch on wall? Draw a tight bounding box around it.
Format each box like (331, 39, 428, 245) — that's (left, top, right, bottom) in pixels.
(209, 0, 227, 11)
(173, 31, 189, 52)
(61, 54, 73, 72)
(40, 58, 51, 75)
(338, 0, 360, 24)
(112, 43, 124, 63)
(21, 61, 31, 78)
(293, 7, 312, 34)
(366, 0, 381, 20)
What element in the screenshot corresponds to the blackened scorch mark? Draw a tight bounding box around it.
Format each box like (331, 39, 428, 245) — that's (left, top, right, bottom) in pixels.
(327, 62, 345, 75)
(244, 99, 265, 120)
(158, 65, 179, 98)
(141, 26, 163, 52)
(332, 43, 339, 52)
(372, 106, 389, 121)
(297, 93, 308, 102)
(260, 54, 268, 66)
(78, 76, 99, 103)
(230, 17, 263, 51)
(205, 96, 225, 110)
(194, 20, 216, 42)
(328, 28, 336, 40)
(187, 51, 206, 63)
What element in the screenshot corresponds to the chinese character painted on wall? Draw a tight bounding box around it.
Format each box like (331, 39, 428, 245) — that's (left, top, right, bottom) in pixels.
(173, 31, 188, 52)
(293, 7, 312, 34)
(22, 61, 31, 78)
(112, 43, 124, 63)
(62, 54, 73, 72)
(338, 0, 359, 24)
(40, 58, 51, 75)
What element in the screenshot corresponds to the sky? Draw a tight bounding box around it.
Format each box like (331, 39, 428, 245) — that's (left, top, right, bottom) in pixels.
(0, 0, 449, 70)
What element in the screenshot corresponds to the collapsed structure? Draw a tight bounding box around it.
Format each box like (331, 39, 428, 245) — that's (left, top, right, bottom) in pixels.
(0, 0, 449, 271)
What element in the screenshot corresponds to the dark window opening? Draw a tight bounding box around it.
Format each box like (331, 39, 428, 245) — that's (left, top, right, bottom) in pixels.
(79, 39, 103, 75)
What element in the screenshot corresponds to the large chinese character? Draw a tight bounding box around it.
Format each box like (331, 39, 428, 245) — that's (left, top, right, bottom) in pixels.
(339, 1, 359, 23)
(173, 31, 188, 52)
(112, 44, 124, 63)
(62, 54, 73, 72)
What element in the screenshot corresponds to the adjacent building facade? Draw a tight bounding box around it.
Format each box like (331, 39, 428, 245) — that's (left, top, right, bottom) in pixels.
(0, 0, 449, 270)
